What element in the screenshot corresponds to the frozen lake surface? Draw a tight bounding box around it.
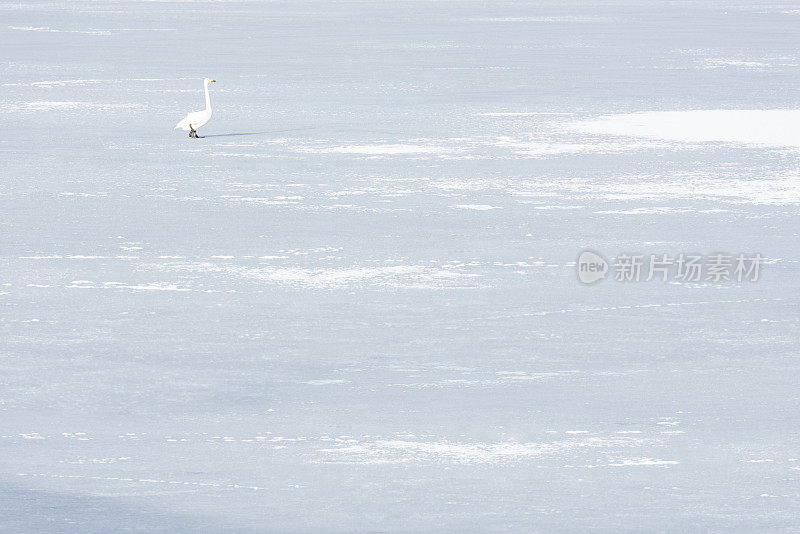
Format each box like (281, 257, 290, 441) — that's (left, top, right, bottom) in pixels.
(2, 0, 800, 531)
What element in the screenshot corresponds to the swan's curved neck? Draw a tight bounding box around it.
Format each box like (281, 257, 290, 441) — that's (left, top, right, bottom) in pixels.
(204, 81, 212, 112)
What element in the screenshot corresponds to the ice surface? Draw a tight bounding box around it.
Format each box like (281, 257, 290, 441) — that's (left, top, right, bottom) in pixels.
(1, 0, 800, 531)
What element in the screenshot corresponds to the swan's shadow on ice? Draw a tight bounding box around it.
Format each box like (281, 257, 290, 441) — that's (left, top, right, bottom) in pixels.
(204, 127, 315, 138)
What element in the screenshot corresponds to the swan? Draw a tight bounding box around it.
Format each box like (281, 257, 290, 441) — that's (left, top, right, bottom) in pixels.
(174, 77, 216, 138)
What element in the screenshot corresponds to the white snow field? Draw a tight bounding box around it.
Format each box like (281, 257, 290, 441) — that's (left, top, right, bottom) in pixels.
(2, 0, 800, 531)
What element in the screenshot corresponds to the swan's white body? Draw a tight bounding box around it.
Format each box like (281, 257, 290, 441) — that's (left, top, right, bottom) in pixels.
(175, 78, 215, 135)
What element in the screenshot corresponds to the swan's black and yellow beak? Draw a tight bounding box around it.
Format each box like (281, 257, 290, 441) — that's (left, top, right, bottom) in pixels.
(210, 79, 216, 83)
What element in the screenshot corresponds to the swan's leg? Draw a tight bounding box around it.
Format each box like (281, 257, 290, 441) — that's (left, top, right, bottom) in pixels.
(189, 125, 197, 138)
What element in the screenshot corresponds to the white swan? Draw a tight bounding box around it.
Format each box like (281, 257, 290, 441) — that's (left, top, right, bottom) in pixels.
(174, 77, 215, 138)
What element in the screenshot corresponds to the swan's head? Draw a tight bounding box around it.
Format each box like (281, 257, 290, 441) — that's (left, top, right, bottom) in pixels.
(204, 77, 216, 84)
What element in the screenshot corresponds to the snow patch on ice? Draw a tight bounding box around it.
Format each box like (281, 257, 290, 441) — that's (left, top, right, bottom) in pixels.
(301, 144, 450, 155)
(594, 207, 695, 215)
(604, 458, 679, 467)
(494, 139, 672, 157)
(316, 436, 652, 465)
(569, 110, 800, 147)
(157, 261, 484, 290)
(8, 26, 113, 35)
(451, 204, 502, 210)
(2, 101, 138, 112)
(470, 16, 592, 23)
